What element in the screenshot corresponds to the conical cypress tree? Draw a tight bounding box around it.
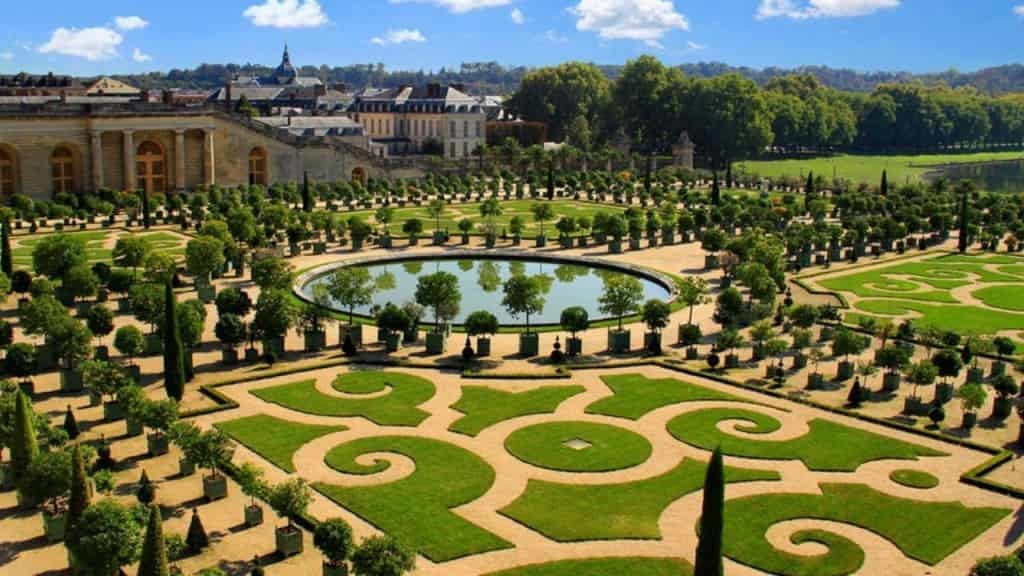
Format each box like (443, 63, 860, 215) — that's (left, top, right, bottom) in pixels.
(644, 155, 652, 196)
(137, 469, 156, 504)
(847, 378, 863, 408)
(142, 187, 152, 229)
(302, 171, 313, 213)
(711, 173, 721, 206)
(958, 191, 970, 253)
(138, 502, 169, 576)
(63, 404, 80, 440)
(163, 281, 186, 401)
(805, 171, 814, 196)
(694, 448, 725, 576)
(0, 217, 12, 278)
(186, 508, 209, 552)
(546, 162, 555, 200)
(880, 170, 888, 197)
(10, 391, 38, 487)
(68, 443, 91, 533)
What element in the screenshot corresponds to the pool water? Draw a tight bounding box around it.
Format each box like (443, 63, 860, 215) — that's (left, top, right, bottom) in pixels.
(301, 257, 672, 326)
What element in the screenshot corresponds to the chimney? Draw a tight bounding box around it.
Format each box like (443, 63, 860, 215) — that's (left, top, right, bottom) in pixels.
(224, 82, 232, 108)
(427, 83, 441, 98)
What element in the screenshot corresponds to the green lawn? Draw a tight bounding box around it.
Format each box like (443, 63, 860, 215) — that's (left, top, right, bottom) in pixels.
(449, 385, 585, 436)
(722, 483, 1010, 575)
(483, 558, 693, 576)
(736, 151, 1024, 185)
(250, 371, 435, 426)
(316, 436, 512, 562)
(585, 374, 753, 420)
(889, 469, 940, 490)
(500, 458, 778, 542)
(972, 285, 1024, 311)
(852, 299, 1024, 336)
(13, 230, 111, 269)
(350, 199, 626, 237)
(666, 408, 945, 472)
(214, 414, 344, 473)
(504, 421, 653, 473)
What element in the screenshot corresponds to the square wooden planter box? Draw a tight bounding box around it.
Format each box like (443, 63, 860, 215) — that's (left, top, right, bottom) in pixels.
(518, 333, 539, 357)
(425, 332, 446, 355)
(276, 525, 304, 557)
(607, 330, 631, 354)
(475, 337, 492, 357)
(566, 337, 583, 357)
(339, 325, 363, 349)
(244, 504, 264, 527)
(203, 475, 228, 501)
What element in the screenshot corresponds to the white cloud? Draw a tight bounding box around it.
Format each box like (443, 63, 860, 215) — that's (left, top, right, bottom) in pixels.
(39, 27, 122, 61)
(371, 28, 427, 46)
(572, 0, 688, 46)
(1015, 5, 1024, 17)
(541, 29, 568, 43)
(510, 7, 524, 24)
(686, 40, 706, 51)
(115, 16, 149, 31)
(0, 52, 13, 61)
(388, 0, 511, 14)
(757, 0, 899, 20)
(243, 0, 328, 28)
(132, 48, 152, 62)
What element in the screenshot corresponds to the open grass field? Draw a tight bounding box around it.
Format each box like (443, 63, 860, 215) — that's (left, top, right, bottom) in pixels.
(212, 368, 1015, 576)
(12, 228, 188, 270)
(736, 151, 1024, 185)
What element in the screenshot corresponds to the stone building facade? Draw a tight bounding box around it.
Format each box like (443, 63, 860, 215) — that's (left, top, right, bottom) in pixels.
(0, 103, 419, 201)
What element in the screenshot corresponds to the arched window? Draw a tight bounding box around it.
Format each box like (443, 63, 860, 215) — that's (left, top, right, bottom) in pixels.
(351, 167, 366, 185)
(51, 146, 74, 194)
(0, 148, 13, 199)
(135, 141, 165, 194)
(248, 147, 268, 186)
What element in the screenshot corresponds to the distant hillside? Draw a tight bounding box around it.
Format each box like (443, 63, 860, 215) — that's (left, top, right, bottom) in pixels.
(97, 61, 1024, 96)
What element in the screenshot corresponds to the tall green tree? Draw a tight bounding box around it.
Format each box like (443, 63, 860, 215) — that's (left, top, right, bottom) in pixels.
(163, 281, 186, 400)
(141, 187, 151, 229)
(506, 62, 613, 143)
(67, 443, 91, 534)
(137, 503, 169, 576)
(613, 55, 687, 154)
(682, 74, 773, 178)
(694, 448, 725, 576)
(880, 170, 889, 196)
(302, 172, 313, 213)
(1, 217, 12, 278)
(10, 391, 37, 487)
(958, 185, 971, 253)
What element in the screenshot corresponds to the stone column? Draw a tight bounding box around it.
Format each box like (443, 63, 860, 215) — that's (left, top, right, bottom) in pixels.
(122, 130, 136, 191)
(90, 131, 104, 192)
(174, 129, 186, 192)
(202, 128, 216, 186)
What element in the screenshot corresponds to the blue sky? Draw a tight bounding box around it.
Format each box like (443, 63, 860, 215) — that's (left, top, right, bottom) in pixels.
(0, 1, 1021, 76)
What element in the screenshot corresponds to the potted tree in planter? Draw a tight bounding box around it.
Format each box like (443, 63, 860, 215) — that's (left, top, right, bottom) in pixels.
(831, 328, 865, 381)
(805, 347, 827, 388)
(185, 236, 225, 303)
(641, 299, 671, 354)
(509, 215, 524, 246)
(113, 325, 145, 383)
(465, 310, 498, 358)
(875, 346, 910, 392)
(717, 329, 745, 370)
(119, 385, 146, 437)
(141, 398, 178, 457)
(415, 271, 461, 355)
(677, 276, 709, 345)
(599, 275, 643, 354)
(187, 428, 234, 501)
(964, 337, 993, 383)
(990, 374, 1019, 422)
(314, 518, 354, 576)
(990, 336, 1015, 378)
(349, 218, 372, 251)
(51, 316, 93, 393)
(749, 321, 775, 363)
(957, 381, 987, 431)
(560, 306, 589, 357)
(236, 462, 268, 528)
(556, 216, 576, 249)
(376, 303, 410, 353)
(83, 360, 133, 421)
(904, 360, 938, 416)
(531, 202, 554, 247)
(679, 324, 702, 360)
(501, 274, 546, 357)
(789, 328, 812, 370)
(701, 228, 726, 270)
(254, 290, 295, 358)
(21, 449, 71, 542)
(427, 199, 447, 245)
(931, 348, 963, 405)
(268, 478, 312, 557)
(65, 499, 143, 576)
(401, 302, 423, 344)
(215, 314, 247, 365)
(480, 198, 502, 248)
(457, 218, 474, 245)
(402, 218, 424, 247)
(375, 206, 394, 249)
(85, 305, 114, 361)
(129, 283, 165, 356)
(299, 288, 330, 353)
(604, 214, 626, 254)
(5, 343, 37, 397)
(327, 266, 375, 350)
(169, 421, 200, 477)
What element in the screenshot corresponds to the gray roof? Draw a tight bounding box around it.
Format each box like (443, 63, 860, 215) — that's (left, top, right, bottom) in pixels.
(256, 115, 364, 137)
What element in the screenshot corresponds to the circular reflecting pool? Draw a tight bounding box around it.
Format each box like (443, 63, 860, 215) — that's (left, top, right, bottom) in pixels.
(299, 255, 673, 326)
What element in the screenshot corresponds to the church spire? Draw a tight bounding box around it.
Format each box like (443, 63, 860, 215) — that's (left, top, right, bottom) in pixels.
(282, 44, 291, 66)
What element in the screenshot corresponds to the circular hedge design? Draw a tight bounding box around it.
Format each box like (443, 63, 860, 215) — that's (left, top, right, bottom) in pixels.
(505, 421, 653, 472)
(889, 469, 940, 490)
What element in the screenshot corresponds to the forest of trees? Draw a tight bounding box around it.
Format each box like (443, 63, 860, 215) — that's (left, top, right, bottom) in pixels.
(105, 60, 1024, 95)
(504, 57, 1024, 168)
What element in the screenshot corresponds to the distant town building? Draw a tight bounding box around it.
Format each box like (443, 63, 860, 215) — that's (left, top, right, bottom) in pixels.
(209, 46, 351, 114)
(348, 83, 486, 159)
